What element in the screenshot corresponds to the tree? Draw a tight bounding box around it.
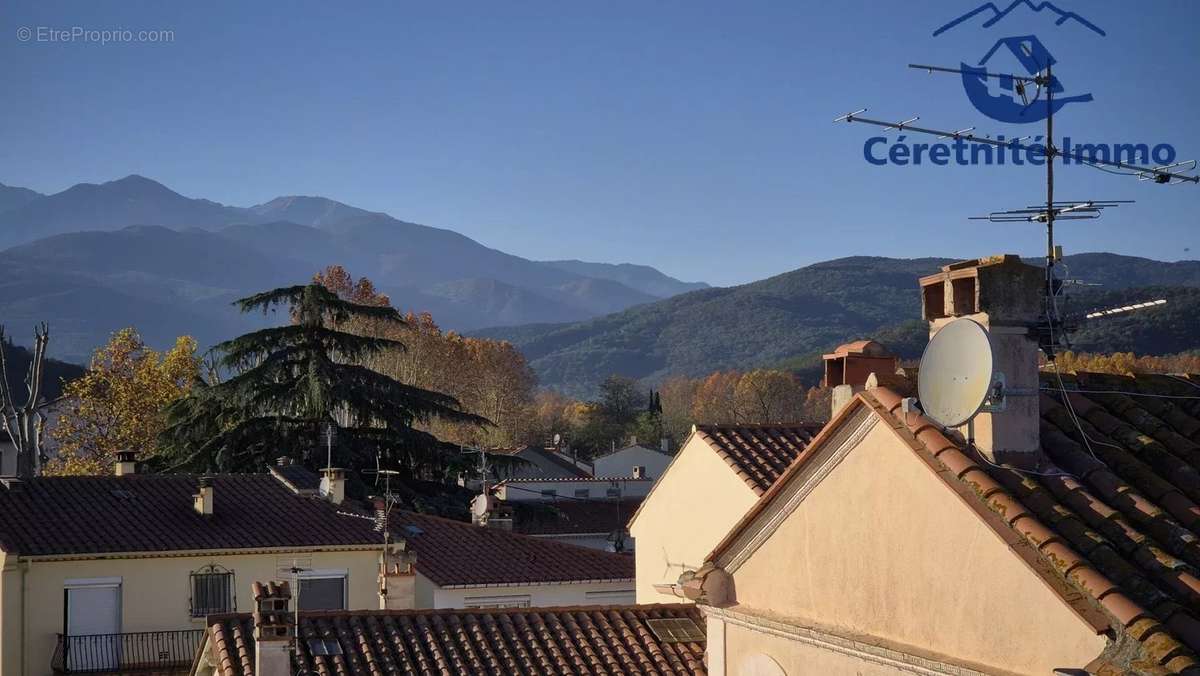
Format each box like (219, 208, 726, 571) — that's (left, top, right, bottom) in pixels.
(0, 324, 49, 477)
(733, 369, 805, 423)
(159, 284, 485, 474)
(48, 329, 200, 475)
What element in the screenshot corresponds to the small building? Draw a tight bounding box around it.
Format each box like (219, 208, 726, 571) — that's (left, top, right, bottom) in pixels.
(190, 580, 707, 676)
(590, 442, 673, 480)
(628, 423, 822, 604)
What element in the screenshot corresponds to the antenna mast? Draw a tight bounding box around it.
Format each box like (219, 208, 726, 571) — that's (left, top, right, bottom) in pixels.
(836, 52, 1197, 357)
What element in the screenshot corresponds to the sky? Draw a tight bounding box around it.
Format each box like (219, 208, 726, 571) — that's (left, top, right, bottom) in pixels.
(1, 1, 1197, 287)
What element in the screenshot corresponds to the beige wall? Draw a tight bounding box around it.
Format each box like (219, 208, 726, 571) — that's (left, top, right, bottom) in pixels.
(592, 446, 672, 480)
(629, 433, 758, 604)
(3, 547, 379, 675)
(723, 419, 1107, 675)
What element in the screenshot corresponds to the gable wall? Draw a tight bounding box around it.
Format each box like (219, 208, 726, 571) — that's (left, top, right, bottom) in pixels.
(724, 418, 1106, 674)
(592, 446, 672, 480)
(629, 434, 758, 603)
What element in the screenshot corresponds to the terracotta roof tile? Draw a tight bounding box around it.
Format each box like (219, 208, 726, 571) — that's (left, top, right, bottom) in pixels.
(387, 510, 634, 587)
(205, 604, 705, 675)
(867, 371, 1200, 673)
(695, 423, 824, 495)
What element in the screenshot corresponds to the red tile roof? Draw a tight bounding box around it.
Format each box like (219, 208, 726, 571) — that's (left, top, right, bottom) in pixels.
(711, 372, 1200, 674)
(388, 510, 634, 587)
(0, 474, 382, 556)
(509, 498, 644, 537)
(204, 604, 706, 675)
(695, 423, 824, 495)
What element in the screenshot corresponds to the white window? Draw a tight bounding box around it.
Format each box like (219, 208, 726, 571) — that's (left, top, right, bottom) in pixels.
(540, 489, 557, 499)
(64, 577, 122, 672)
(297, 569, 347, 611)
(463, 594, 531, 609)
(574, 489, 589, 498)
(606, 487, 622, 497)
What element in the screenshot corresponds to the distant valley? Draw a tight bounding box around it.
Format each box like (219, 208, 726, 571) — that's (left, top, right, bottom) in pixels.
(0, 176, 707, 362)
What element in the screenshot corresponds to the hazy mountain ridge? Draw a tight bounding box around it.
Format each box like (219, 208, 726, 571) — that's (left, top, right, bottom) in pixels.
(0, 175, 704, 361)
(539, 260, 709, 298)
(475, 254, 1200, 397)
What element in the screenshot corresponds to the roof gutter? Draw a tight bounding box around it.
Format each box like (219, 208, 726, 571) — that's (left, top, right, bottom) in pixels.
(437, 577, 635, 590)
(16, 543, 381, 563)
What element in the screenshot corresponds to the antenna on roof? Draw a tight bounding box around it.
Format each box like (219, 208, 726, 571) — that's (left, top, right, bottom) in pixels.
(319, 422, 336, 473)
(835, 56, 1196, 359)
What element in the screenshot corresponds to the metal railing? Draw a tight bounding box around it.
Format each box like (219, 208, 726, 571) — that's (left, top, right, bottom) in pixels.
(51, 629, 205, 674)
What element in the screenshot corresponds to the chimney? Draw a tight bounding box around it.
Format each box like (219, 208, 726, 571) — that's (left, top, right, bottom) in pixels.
(252, 581, 294, 676)
(378, 539, 418, 610)
(918, 255, 1043, 467)
(193, 476, 214, 516)
(823, 340, 898, 417)
(114, 450, 137, 476)
(660, 437, 670, 453)
(632, 465, 646, 479)
(319, 468, 345, 505)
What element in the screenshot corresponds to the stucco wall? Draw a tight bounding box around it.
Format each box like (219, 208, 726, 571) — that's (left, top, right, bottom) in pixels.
(724, 419, 1107, 675)
(629, 434, 758, 604)
(5, 548, 379, 675)
(430, 580, 634, 609)
(592, 446, 672, 480)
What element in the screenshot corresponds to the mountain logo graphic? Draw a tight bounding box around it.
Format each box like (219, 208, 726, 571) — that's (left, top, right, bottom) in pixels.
(932, 1, 1104, 124)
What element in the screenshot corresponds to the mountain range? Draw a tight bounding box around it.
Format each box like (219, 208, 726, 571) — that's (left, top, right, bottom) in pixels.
(475, 253, 1200, 398)
(0, 176, 707, 362)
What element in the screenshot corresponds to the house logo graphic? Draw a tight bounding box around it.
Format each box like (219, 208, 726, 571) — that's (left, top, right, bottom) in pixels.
(933, 1, 1104, 124)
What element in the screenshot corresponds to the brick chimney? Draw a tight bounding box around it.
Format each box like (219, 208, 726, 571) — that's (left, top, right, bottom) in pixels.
(378, 539, 418, 610)
(193, 476, 214, 516)
(251, 581, 294, 676)
(319, 468, 345, 505)
(823, 340, 898, 416)
(114, 450, 137, 476)
(919, 255, 1043, 467)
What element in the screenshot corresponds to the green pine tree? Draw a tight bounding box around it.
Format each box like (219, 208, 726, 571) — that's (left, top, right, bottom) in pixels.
(159, 284, 485, 474)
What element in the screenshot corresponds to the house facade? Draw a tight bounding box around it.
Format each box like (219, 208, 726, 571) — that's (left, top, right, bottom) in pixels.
(590, 442, 673, 480)
(0, 459, 638, 674)
(628, 423, 821, 604)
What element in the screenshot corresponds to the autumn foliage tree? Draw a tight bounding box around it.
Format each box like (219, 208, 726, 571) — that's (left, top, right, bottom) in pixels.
(48, 328, 200, 475)
(310, 266, 537, 448)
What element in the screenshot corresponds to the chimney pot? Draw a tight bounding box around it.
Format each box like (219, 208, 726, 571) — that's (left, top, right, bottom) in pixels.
(194, 476, 215, 516)
(114, 450, 137, 476)
(252, 580, 294, 676)
(918, 256, 1043, 467)
(320, 468, 346, 505)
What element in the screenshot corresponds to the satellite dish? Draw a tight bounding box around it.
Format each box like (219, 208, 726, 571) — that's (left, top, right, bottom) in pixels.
(917, 318, 994, 428)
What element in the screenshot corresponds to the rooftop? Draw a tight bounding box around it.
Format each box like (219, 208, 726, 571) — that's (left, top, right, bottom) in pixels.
(204, 604, 706, 675)
(694, 423, 824, 495)
(0, 473, 381, 556)
(508, 498, 645, 537)
(713, 371, 1200, 674)
(387, 509, 634, 587)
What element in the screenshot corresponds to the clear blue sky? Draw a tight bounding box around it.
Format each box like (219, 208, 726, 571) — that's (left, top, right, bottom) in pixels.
(2, 1, 1196, 286)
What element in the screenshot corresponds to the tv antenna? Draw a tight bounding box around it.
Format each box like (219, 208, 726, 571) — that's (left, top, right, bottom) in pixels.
(319, 422, 336, 472)
(836, 50, 1197, 357)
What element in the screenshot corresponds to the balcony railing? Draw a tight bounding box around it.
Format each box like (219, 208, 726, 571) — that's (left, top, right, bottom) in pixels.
(51, 629, 205, 674)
